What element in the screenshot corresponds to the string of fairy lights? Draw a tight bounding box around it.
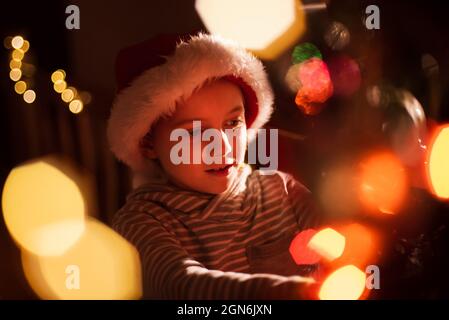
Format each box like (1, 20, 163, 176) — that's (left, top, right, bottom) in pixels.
(4, 35, 91, 114)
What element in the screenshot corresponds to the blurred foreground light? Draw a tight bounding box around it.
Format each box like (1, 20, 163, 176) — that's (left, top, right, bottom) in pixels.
(359, 152, 408, 214)
(69, 99, 84, 114)
(14, 81, 27, 94)
(22, 218, 142, 300)
(195, 0, 306, 60)
(23, 90, 36, 103)
(427, 125, 449, 199)
(289, 229, 321, 265)
(1, 157, 86, 256)
(319, 265, 366, 300)
(11, 36, 24, 50)
(51, 70, 66, 83)
(335, 224, 378, 268)
(295, 58, 333, 115)
(308, 228, 345, 261)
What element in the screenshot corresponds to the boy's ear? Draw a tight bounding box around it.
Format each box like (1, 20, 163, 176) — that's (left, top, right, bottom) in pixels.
(140, 135, 158, 159)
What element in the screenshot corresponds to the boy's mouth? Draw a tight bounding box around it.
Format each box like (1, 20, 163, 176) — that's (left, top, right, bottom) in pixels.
(205, 163, 235, 176)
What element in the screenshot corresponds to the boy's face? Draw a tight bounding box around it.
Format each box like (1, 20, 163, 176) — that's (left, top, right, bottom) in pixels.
(143, 79, 248, 194)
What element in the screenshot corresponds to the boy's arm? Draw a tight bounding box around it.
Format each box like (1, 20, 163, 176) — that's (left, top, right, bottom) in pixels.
(113, 210, 315, 299)
(283, 173, 325, 230)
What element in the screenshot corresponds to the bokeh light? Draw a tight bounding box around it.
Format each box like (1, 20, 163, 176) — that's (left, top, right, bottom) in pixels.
(285, 63, 302, 93)
(69, 99, 84, 114)
(324, 21, 350, 50)
(327, 55, 361, 97)
(383, 91, 427, 167)
(3, 36, 13, 49)
(9, 59, 22, 69)
(308, 228, 345, 261)
(53, 80, 67, 93)
(21, 40, 30, 53)
(319, 265, 366, 300)
(12, 49, 24, 60)
(295, 58, 333, 115)
(14, 81, 27, 94)
(334, 223, 378, 268)
(23, 90, 36, 103)
(195, 0, 306, 60)
(9, 68, 22, 81)
(427, 124, 449, 200)
(11, 36, 24, 50)
(51, 70, 66, 83)
(22, 218, 142, 300)
(1, 157, 86, 256)
(61, 88, 75, 102)
(289, 229, 321, 265)
(359, 151, 408, 214)
(292, 43, 322, 64)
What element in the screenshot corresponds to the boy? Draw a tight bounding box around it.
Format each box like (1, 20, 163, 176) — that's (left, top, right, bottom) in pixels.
(107, 32, 322, 299)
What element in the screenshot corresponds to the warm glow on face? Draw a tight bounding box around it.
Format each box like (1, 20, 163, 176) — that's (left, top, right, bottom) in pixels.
(22, 218, 142, 300)
(195, 0, 306, 60)
(319, 265, 366, 300)
(308, 228, 346, 261)
(427, 125, 449, 199)
(1, 159, 86, 256)
(359, 152, 408, 214)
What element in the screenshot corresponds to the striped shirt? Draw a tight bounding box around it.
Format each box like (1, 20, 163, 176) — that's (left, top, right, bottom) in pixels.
(112, 164, 322, 299)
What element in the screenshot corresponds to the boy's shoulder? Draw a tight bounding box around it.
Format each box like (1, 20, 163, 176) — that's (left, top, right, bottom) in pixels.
(249, 169, 311, 196)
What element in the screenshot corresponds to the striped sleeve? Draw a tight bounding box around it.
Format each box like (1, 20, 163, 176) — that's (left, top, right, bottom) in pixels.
(281, 173, 325, 230)
(112, 210, 315, 300)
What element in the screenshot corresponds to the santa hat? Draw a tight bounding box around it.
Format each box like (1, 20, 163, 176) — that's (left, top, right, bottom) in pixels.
(107, 32, 274, 175)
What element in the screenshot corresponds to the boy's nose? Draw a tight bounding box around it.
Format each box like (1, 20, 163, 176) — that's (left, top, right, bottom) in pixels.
(221, 130, 233, 158)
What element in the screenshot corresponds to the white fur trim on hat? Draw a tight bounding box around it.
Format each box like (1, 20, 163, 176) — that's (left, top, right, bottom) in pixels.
(107, 32, 274, 173)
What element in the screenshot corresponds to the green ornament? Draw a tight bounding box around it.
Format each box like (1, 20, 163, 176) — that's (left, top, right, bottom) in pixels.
(292, 43, 322, 65)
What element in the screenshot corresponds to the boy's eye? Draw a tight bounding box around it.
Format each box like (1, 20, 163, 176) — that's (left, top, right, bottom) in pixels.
(225, 119, 244, 128)
(187, 127, 205, 137)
